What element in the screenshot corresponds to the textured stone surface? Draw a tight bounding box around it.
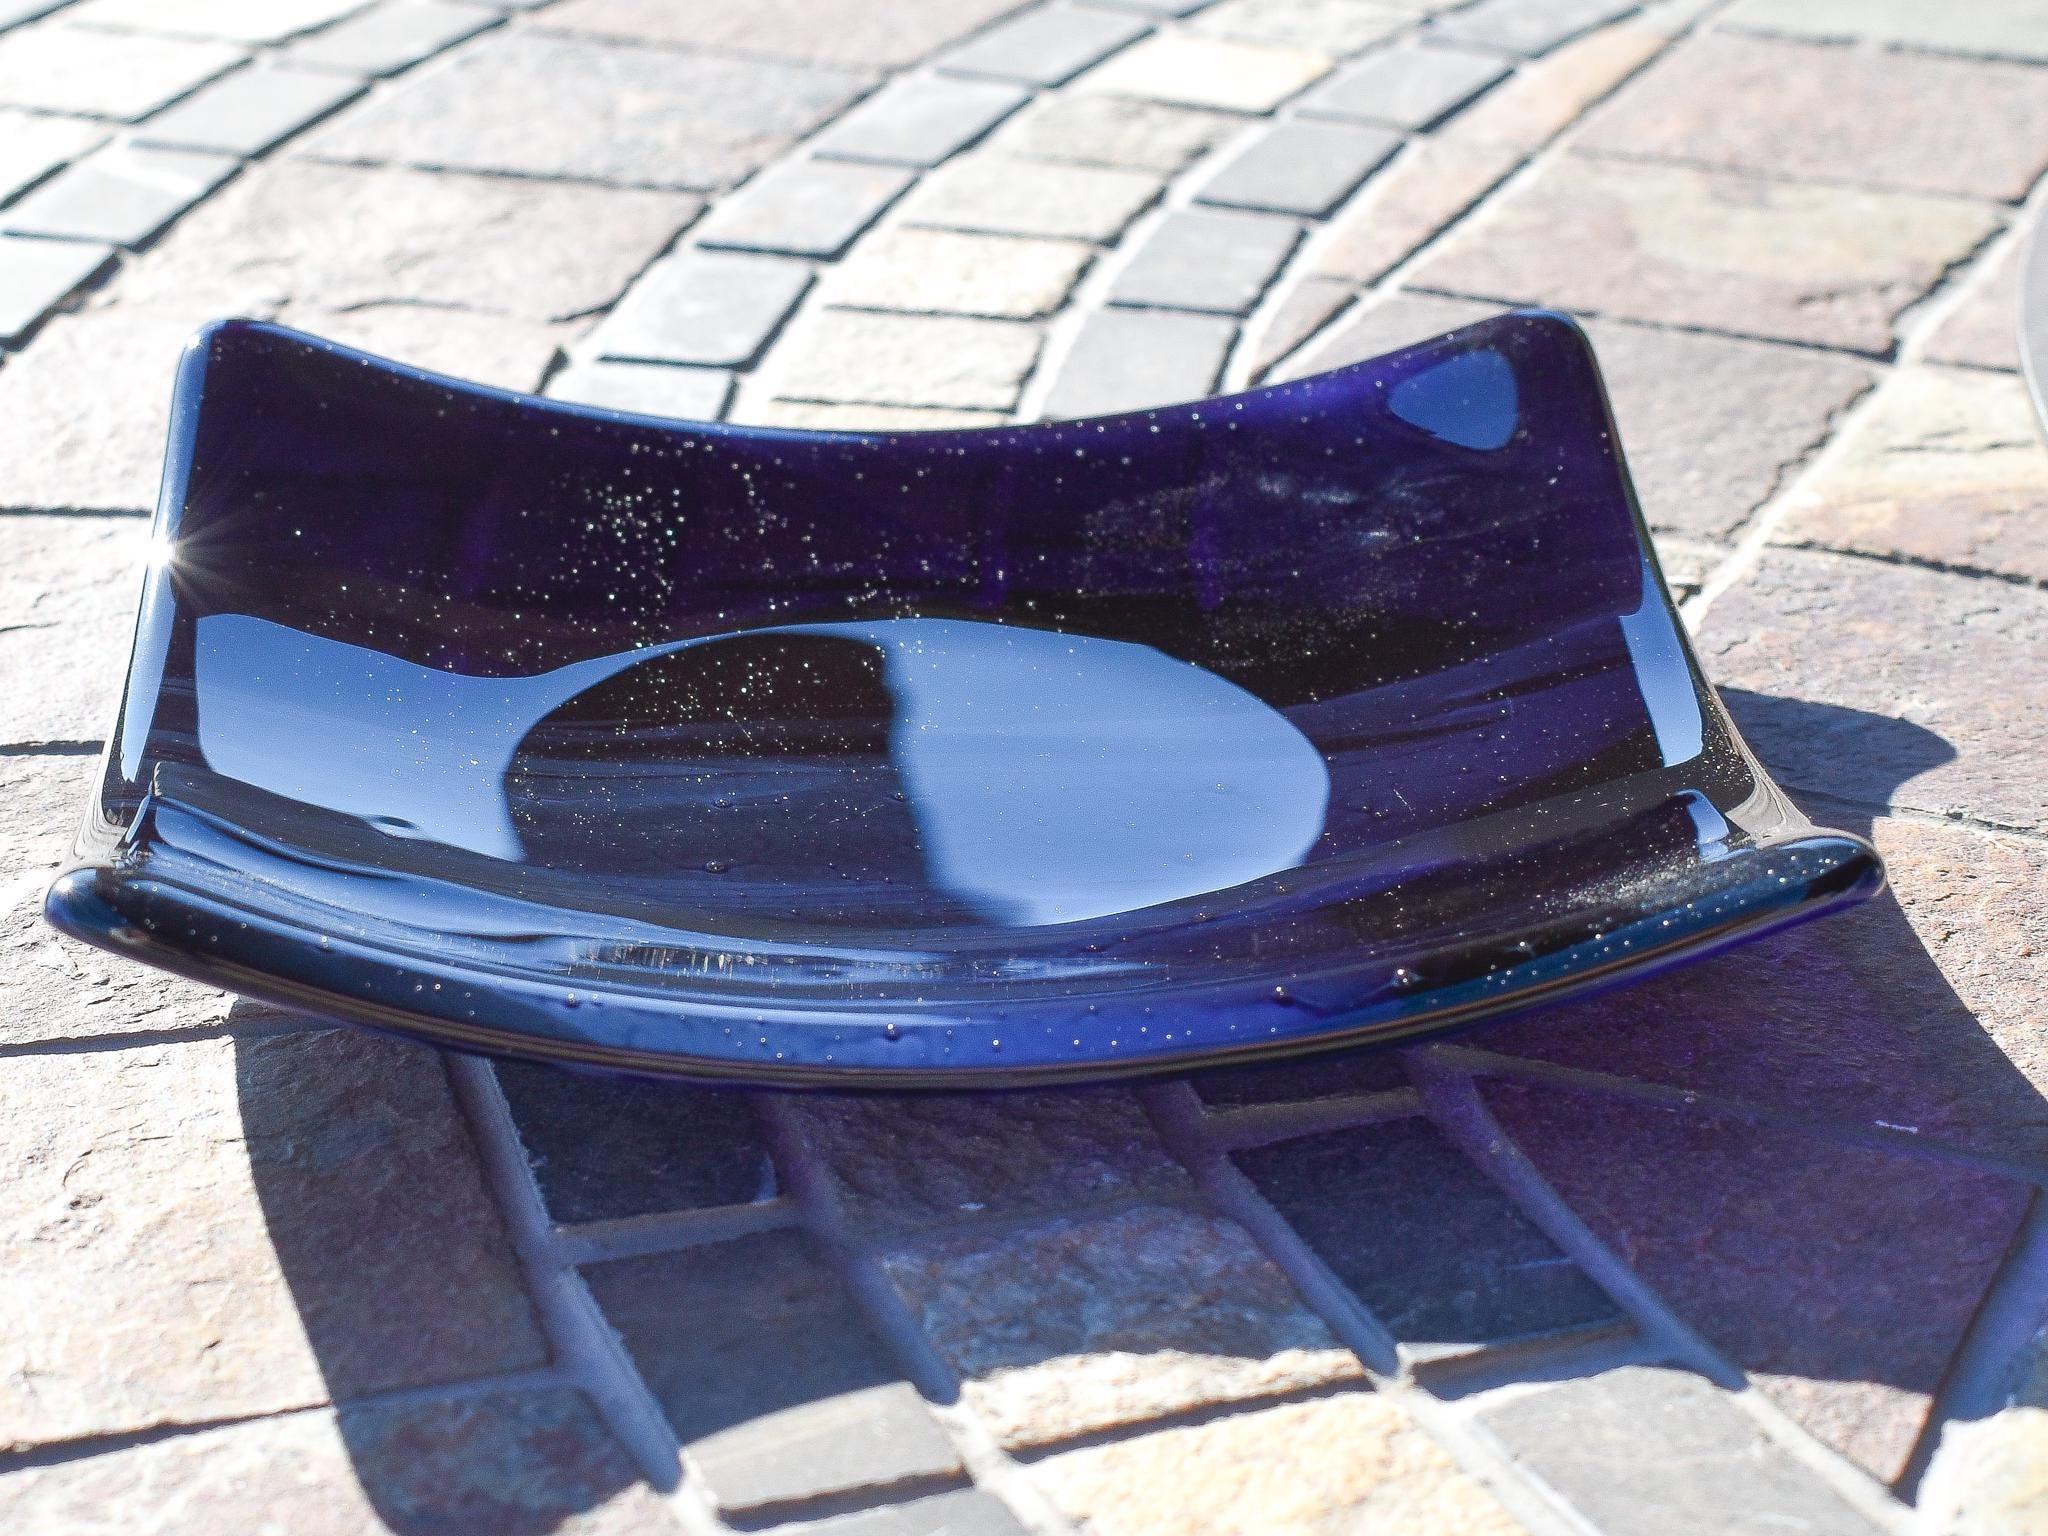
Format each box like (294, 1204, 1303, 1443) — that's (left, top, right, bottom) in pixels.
(1190, 1047, 1411, 1106)
(1247, 273, 1353, 378)
(1309, 136, 1520, 284)
(940, 4, 1152, 86)
(691, 158, 914, 260)
(0, 233, 111, 344)
(1436, 19, 1665, 148)
(133, 63, 364, 155)
(285, 0, 497, 76)
(1923, 237, 2024, 373)
(1278, 290, 1499, 378)
(0, 24, 241, 119)
(0, 144, 237, 247)
(302, 31, 869, 190)
(1415, 156, 2000, 353)
(1697, 549, 2048, 831)
(1236, 1120, 1621, 1347)
(896, 154, 1162, 242)
(270, 301, 570, 388)
(813, 75, 1028, 167)
(766, 308, 1041, 409)
(1433, 0, 1634, 55)
(1581, 33, 2048, 203)
(585, 1232, 963, 1515)
(1919, 1328, 2048, 1536)
(823, 227, 1093, 318)
(1773, 366, 2048, 584)
(1111, 208, 1300, 314)
(880, 1204, 1362, 1449)
(535, 0, 1024, 69)
(993, 93, 1243, 172)
(585, 249, 812, 368)
(545, 359, 734, 422)
(66, 0, 368, 44)
(0, 109, 105, 207)
(1196, 119, 1398, 217)
(0, 1390, 676, 1534)
(1481, 1366, 1883, 1536)
(1299, 41, 1508, 128)
(788, 1089, 1193, 1237)
(1041, 305, 1236, 417)
(0, 1029, 546, 1448)
(806, 1490, 1032, 1536)
(1036, 1392, 1526, 1536)
(1075, 32, 1333, 112)
(1721, 0, 2048, 63)
(0, 513, 149, 740)
(496, 1063, 773, 1223)
(1191, 0, 1409, 53)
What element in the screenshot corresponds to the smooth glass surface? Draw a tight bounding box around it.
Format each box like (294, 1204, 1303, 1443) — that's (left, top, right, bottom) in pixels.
(46, 312, 1883, 1084)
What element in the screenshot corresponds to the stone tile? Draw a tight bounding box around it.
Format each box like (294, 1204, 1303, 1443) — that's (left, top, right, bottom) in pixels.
(1298, 41, 1509, 128)
(786, 1089, 1193, 1238)
(993, 93, 1244, 173)
(1040, 306, 1236, 417)
(1196, 119, 1398, 217)
(1277, 290, 1500, 378)
(767, 309, 1041, 410)
(1481, 1365, 1883, 1536)
(691, 159, 913, 260)
(585, 249, 811, 368)
(732, 399, 1006, 432)
(896, 154, 1162, 242)
(0, 109, 105, 207)
(1774, 366, 2048, 583)
(117, 160, 695, 321)
(545, 359, 734, 422)
(1487, 1083, 2033, 1481)
(1583, 317, 1875, 542)
(803, 1490, 1031, 1536)
(66, 0, 369, 44)
(813, 75, 1029, 168)
(940, 3, 1152, 86)
(0, 1029, 546, 1448)
(1582, 33, 2048, 203)
(584, 1232, 963, 1517)
(823, 227, 1093, 319)
(1721, 0, 2048, 64)
(883, 1204, 1361, 1449)
(1190, 1046, 1411, 1106)
(1918, 1327, 2048, 1536)
(285, 0, 497, 76)
(1310, 136, 1522, 285)
(1191, 0, 1410, 54)
(0, 512, 152, 742)
(1247, 273, 1354, 379)
(133, 63, 364, 156)
(495, 1063, 770, 1223)
(1432, 0, 1635, 55)
(1698, 549, 2048, 831)
(534, 0, 1024, 70)
(0, 23, 242, 119)
(0, 143, 236, 248)
(272, 300, 570, 389)
(0, 232, 111, 344)
(0, 1389, 676, 1534)
(300, 31, 869, 190)
(1923, 237, 2024, 372)
(1111, 208, 1301, 314)
(1074, 32, 1334, 112)
(1414, 156, 2001, 353)
(1237, 1119, 1621, 1347)
(1034, 1392, 1526, 1536)
(1437, 18, 1664, 149)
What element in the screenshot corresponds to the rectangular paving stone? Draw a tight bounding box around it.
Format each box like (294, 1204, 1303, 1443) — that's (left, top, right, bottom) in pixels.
(1275, 290, 1499, 379)
(1110, 207, 1301, 314)
(1579, 32, 2048, 203)
(1247, 273, 1353, 380)
(1191, 0, 1411, 54)
(804, 1490, 1030, 1536)
(584, 1232, 964, 1517)
(1436, 17, 1662, 149)
(0, 109, 105, 207)
(533, 0, 1024, 70)
(585, 249, 812, 368)
(545, 359, 733, 422)
(1923, 237, 2023, 372)
(1722, 0, 2048, 63)
(823, 226, 1093, 319)
(992, 92, 1243, 173)
(1040, 306, 1235, 417)
(940, 3, 1151, 86)
(880, 1205, 1362, 1449)
(1481, 1365, 1884, 1536)
(1189, 1047, 1410, 1106)
(691, 158, 913, 259)
(1235, 1119, 1621, 1347)
(0, 143, 236, 248)
(768, 307, 1042, 409)
(1197, 119, 1397, 217)
(300, 31, 870, 191)
(133, 63, 365, 156)
(1432, 0, 1635, 55)
(0, 1389, 678, 1534)
(1413, 155, 2001, 354)
(66, 0, 372, 43)
(494, 1062, 770, 1223)
(1310, 136, 1520, 285)
(1034, 1393, 1525, 1536)
(896, 154, 1163, 242)
(284, 0, 498, 77)
(1299, 40, 1508, 127)
(1074, 31, 1334, 111)
(0, 24, 243, 119)
(813, 75, 1029, 167)
(275, 300, 569, 389)
(0, 232, 111, 343)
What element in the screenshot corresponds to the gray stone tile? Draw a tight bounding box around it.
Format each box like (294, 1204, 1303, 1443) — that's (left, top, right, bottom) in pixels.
(133, 63, 365, 156)
(284, 0, 498, 77)
(1433, 0, 1636, 55)
(767, 309, 1043, 410)
(993, 92, 1242, 173)
(532, 0, 1023, 71)
(813, 75, 1029, 167)
(0, 110, 105, 206)
(300, 30, 870, 190)
(0, 24, 243, 120)
(1196, 119, 1398, 216)
(1482, 1366, 1888, 1535)
(940, 3, 1151, 86)
(585, 249, 812, 368)
(1109, 207, 1301, 314)
(544, 359, 734, 422)
(1722, 0, 2048, 63)
(1297, 41, 1509, 128)
(822, 227, 1093, 319)
(0, 232, 111, 343)
(1247, 275, 1354, 377)
(691, 158, 912, 259)
(0, 143, 237, 247)
(584, 1232, 964, 1518)
(1089, 0, 1219, 14)
(1074, 30, 1334, 111)
(1923, 236, 2023, 372)
(896, 154, 1163, 242)
(64, 0, 371, 44)
(1192, 0, 1411, 53)
(1040, 306, 1236, 417)
(805, 1490, 1030, 1536)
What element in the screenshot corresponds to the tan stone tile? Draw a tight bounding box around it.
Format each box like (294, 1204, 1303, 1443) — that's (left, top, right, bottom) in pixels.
(1074, 33, 1334, 113)
(822, 227, 1094, 319)
(1191, 0, 1409, 55)
(993, 94, 1246, 174)
(1311, 136, 1522, 284)
(764, 308, 1042, 409)
(1923, 237, 2025, 373)
(536, 0, 1021, 70)
(1439, 19, 1665, 149)
(896, 154, 1163, 243)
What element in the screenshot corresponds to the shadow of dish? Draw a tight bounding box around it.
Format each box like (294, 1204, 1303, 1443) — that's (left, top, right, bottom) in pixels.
(229, 689, 2041, 1526)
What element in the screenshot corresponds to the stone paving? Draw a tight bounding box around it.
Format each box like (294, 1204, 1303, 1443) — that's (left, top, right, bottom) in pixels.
(0, 0, 2045, 1531)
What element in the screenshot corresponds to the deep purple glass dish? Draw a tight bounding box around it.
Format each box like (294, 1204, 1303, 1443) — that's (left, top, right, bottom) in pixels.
(44, 310, 1882, 1086)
